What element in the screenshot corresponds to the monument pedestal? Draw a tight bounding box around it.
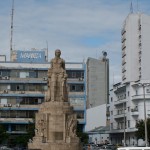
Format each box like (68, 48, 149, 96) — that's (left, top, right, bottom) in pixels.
(28, 50, 82, 150)
(28, 102, 82, 150)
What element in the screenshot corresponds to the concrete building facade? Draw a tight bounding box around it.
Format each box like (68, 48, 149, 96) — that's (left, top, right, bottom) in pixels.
(85, 55, 109, 131)
(0, 60, 86, 136)
(109, 13, 150, 146)
(0, 50, 109, 141)
(122, 13, 150, 83)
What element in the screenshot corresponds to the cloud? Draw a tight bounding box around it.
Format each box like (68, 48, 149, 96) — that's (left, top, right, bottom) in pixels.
(0, 0, 150, 83)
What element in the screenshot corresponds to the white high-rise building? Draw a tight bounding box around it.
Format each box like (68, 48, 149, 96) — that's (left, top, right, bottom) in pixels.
(109, 13, 150, 146)
(122, 13, 150, 83)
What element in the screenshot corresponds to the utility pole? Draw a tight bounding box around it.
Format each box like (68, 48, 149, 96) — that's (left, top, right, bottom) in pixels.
(123, 102, 126, 147)
(138, 83, 150, 147)
(10, 0, 14, 61)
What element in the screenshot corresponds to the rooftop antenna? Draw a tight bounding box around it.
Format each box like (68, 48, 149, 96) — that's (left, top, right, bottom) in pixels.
(102, 51, 107, 61)
(10, 0, 14, 61)
(130, 0, 133, 14)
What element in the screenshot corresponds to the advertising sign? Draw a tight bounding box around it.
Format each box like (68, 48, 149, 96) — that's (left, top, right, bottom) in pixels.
(16, 50, 45, 63)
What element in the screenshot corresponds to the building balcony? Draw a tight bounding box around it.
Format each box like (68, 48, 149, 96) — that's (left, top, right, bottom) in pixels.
(121, 28, 126, 35)
(131, 108, 139, 115)
(73, 105, 84, 111)
(147, 110, 150, 115)
(106, 111, 110, 117)
(0, 118, 34, 124)
(69, 92, 85, 98)
(121, 36, 126, 43)
(114, 113, 125, 119)
(0, 104, 39, 110)
(130, 106, 139, 115)
(132, 94, 150, 100)
(7, 131, 27, 134)
(0, 77, 84, 84)
(122, 43, 126, 50)
(109, 127, 137, 133)
(77, 119, 85, 124)
(0, 77, 47, 84)
(0, 90, 45, 97)
(114, 99, 126, 106)
(122, 51, 126, 58)
(67, 78, 84, 84)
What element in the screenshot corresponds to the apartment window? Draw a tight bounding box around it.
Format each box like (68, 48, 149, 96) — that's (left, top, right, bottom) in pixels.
(29, 71, 37, 78)
(128, 120, 130, 128)
(81, 72, 84, 78)
(66, 70, 84, 79)
(70, 85, 76, 91)
(111, 111, 113, 115)
(70, 84, 84, 92)
(76, 111, 84, 119)
(0, 70, 10, 77)
(136, 90, 138, 95)
(16, 85, 24, 91)
(111, 97, 113, 102)
(111, 123, 113, 129)
(72, 72, 76, 78)
(128, 107, 130, 112)
(128, 91, 130, 96)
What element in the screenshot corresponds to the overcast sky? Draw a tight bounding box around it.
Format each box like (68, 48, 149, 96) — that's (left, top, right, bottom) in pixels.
(0, 0, 150, 86)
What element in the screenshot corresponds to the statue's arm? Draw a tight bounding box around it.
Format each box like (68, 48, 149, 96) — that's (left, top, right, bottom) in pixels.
(51, 59, 53, 68)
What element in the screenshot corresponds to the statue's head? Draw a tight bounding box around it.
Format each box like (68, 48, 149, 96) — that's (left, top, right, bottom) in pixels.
(55, 49, 61, 57)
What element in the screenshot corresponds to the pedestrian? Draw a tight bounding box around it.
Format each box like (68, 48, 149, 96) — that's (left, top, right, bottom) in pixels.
(87, 144, 91, 150)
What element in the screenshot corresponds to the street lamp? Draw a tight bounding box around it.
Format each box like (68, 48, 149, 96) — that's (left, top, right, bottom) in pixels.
(138, 83, 150, 147)
(123, 101, 126, 147)
(118, 99, 126, 146)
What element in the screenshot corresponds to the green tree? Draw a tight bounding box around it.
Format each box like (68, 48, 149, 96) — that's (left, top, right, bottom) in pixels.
(76, 124, 89, 144)
(0, 125, 9, 144)
(13, 123, 35, 147)
(135, 118, 150, 143)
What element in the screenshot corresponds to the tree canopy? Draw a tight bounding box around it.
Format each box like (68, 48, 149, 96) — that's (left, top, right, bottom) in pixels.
(135, 118, 150, 143)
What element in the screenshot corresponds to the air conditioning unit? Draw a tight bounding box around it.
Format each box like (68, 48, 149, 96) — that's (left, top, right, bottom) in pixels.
(78, 77, 83, 81)
(5, 76, 9, 80)
(3, 104, 8, 107)
(3, 90, 8, 93)
(20, 91, 25, 94)
(16, 103, 20, 107)
(43, 77, 47, 81)
(8, 103, 12, 107)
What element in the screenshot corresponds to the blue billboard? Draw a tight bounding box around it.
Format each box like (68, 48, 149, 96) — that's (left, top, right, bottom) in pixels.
(16, 50, 46, 63)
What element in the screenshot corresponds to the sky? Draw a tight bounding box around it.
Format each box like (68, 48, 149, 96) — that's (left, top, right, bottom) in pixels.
(0, 0, 150, 87)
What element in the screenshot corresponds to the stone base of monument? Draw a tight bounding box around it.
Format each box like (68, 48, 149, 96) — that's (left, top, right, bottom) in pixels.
(28, 141, 82, 150)
(28, 101, 82, 150)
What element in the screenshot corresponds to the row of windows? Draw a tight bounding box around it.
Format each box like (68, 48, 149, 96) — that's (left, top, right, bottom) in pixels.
(0, 83, 84, 92)
(0, 110, 37, 118)
(0, 97, 44, 105)
(0, 110, 84, 119)
(0, 70, 84, 79)
(0, 97, 85, 106)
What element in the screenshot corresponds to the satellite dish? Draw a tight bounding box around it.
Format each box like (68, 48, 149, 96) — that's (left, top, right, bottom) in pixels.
(102, 51, 107, 57)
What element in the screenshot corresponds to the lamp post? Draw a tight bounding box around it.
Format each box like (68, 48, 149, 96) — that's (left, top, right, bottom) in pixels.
(123, 102, 126, 147)
(119, 99, 126, 146)
(138, 83, 150, 147)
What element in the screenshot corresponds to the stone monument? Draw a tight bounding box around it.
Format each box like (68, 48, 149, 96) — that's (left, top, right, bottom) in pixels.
(28, 49, 82, 150)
